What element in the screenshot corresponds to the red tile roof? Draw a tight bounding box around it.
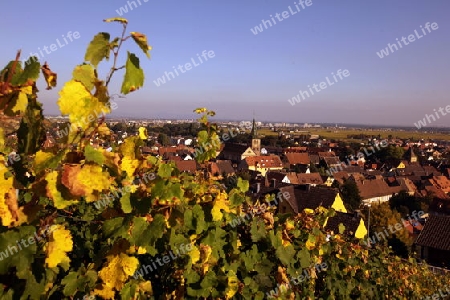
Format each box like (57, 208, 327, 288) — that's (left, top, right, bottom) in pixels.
(244, 155, 283, 168)
(285, 153, 310, 165)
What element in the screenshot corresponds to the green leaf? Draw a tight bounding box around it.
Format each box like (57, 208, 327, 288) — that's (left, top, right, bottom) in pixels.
(11, 57, 40, 86)
(250, 218, 266, 242)
(130, 32, 152, 59)
(84, 145, 104, 165)
(84, 32, 111, 67)
(104, 17, 128, 24)
(1, 226, 38, 276)
(297, 248, 311, 269)
(338, 223, 346, 234)
(237, 177, 249, 193)
(121, 52, 144, 94)
(103, 217, 127, 239)
(120, 281, 137, 300)
(62, 271, 79, 296)
(72, 64, 96, 91)
(157, 163, 172, 178)
(130, 215, 165, 255)
(20, 269, 47, 299)
(120, 192, 132, 213)
(1, 60, 23, 84)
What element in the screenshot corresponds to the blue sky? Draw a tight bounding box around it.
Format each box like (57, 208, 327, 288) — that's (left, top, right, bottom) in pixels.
(1, 0, 449, 126)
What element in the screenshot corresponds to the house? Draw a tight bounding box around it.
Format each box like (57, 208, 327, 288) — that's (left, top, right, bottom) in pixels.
(322, 176, 334, 187)
(284, 153, 310, 169)
(278, 185, 347, 215)
(414, 215, 450, 269)
(396, 178, 418, 196)
(264, 171, 287, 187)
(208, 160, 235, 178)
(352, 177, 402, 205)
(174, 160, 198, 173)
(218, 143, 256, 165)
(278, 185, 368, 239)
(282, 173, 323, 186)
(158, 146, 177, 158)
(284, 146, 307, 153)
(428, 176, 450, 193)
(322, 157, 342, 170)
(309, 154, 320, 166)
(324, 211, 367, 239)
(239, 155, 283, 176)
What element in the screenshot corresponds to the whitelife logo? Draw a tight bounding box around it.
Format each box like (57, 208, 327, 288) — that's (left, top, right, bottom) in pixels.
(413, 105, 450, 129)
(250, 0, 313, 35)
(153, 50, 215, 87)
(288, 69, 350, 106)
(115, 0, 149, 16)
(22, 31, 81, 66)
(376, 22, 439, 58)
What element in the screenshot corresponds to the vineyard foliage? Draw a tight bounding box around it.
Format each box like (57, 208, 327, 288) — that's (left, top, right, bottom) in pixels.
(0, 18, 449, 300)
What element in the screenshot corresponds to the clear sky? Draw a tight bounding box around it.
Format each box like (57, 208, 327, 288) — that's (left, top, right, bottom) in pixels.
(1, 0, 449, 126)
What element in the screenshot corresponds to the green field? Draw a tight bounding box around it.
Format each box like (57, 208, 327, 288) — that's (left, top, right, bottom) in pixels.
(258, 128, 450, 141)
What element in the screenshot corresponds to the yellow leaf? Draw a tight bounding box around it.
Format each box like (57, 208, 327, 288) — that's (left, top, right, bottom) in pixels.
(138, 127, 148, 140)
(225, 271, 239, 299)
(45, 225, 73, 268)
(98, 123, 111, 136)
(0, 156, 17, 226)
(97, 253, 139, 292)
(12, 87, 30, 113)
(57, 80, 110, 130)
(104, 17, 128, 24)
(76, 165, 111, 202)
(138, 281, 153, 294)
(211, 192, 235, 222)
(34, 150, 54, 173)
(121, 157, 139, 178)
(46, 171, 78, 209)
(305, 234, 316, 250)
(188, 245, 201, 264)
(93, 286, 116, 300)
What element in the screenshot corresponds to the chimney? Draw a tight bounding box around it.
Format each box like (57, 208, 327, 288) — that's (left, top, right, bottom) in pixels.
(306, 184, 311, 191)
(256, 182, 261, 193)
(272, 178, 277, 188)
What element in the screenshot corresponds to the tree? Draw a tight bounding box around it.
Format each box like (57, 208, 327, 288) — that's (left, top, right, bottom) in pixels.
(340, 179, 362, 210)
(111, 122, 127, 133)
(157, 132, 171, 146)
(389, 190, 426, 215)
(368, 203, 414, 256)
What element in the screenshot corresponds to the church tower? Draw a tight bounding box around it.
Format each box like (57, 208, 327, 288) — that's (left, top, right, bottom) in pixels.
(250, 117, 261, 155)
(405, 147, 418, 163)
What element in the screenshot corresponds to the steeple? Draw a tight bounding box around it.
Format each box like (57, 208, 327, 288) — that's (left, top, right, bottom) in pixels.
(250, 113, 261, 155)
(405, 146, 417, 163)
(250, 111, 258, 138)
(250, 117, 258, 138)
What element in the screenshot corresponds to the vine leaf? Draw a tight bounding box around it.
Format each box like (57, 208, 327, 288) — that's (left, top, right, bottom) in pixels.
(72, 64, 96, 91)
(104, 17, 128, 24)
(41, 62, 57, 90)
(130, 32, 152, 59)
(85, 145, 105, 165)
(85, 32, 111, 68)
(121, 52, 144, 94)
(11, 57, 40, 86)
